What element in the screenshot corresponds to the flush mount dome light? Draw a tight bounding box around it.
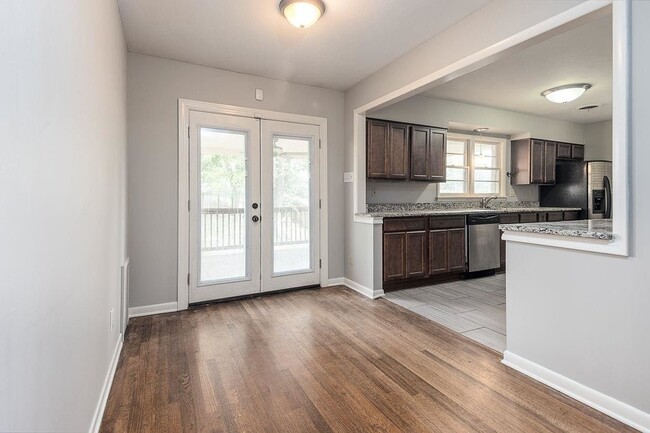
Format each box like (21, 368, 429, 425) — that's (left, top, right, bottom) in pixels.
(279, 0, 326, 28)
(541, 83, 592, 104)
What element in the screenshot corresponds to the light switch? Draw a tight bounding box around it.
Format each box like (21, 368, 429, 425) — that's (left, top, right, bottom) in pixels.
(343, 172, 354, 183)
(255, 88, 264, 101)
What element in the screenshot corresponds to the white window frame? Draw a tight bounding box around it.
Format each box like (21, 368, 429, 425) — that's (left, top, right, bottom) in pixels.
(438, 132, 506, 199)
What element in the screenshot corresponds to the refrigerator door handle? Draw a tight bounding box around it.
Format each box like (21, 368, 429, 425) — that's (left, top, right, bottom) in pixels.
(604, 175, 612, 219)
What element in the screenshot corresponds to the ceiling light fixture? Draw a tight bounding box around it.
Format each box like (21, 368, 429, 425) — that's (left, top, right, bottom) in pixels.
(541, 83, 592, 104)
(279, 0, 326, 29)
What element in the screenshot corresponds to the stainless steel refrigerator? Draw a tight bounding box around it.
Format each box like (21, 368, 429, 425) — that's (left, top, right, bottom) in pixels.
(539, 160, 612, 220)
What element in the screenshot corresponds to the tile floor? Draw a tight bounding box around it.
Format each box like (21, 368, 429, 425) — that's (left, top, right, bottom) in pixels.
(383, 274, 506, 352)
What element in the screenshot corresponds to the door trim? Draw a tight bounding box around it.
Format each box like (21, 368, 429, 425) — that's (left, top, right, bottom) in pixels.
(177, 99, 329, 310)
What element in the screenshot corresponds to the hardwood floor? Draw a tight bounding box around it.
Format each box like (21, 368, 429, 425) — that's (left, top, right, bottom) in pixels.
(101, 287, 636, 433)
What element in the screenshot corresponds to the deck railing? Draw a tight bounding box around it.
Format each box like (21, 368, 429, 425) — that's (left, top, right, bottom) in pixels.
(201, 206, 309, 250)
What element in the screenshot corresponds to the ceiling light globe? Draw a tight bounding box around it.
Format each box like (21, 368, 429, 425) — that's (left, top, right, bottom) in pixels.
(542, 83, 591, 104)
(280, 0, 325, 29)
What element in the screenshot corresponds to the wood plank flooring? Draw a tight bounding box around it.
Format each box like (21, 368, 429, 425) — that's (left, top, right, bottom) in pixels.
(100, 286, 637, 433)
(384, 275, 507, 352)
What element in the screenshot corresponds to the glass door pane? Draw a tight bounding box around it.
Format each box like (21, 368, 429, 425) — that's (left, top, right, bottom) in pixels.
(199, 127, 248, 283)
(272, 136, 311, 274)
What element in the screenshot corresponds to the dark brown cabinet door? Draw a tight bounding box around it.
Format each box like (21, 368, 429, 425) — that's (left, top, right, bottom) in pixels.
(544, 141, 557, 184)
(571, 144, 585, 160)
(367, 120, 388, 179)
(530, 140, 545, 183)
(547, 211, 563, 222)
(406, 231, 428, 279)
(519, 213, 538, 223)
(557, 143, 572, 159)
(383, 232, 406, 281)
(564, 210, 580, 221)
(410, 126, 429, 180)
(388, 123, 409, 179)
(428, 230, 448, 275)
(499, 213, 519, 270)
(428, 130, 446, 182)
(447, 228, 466, 272)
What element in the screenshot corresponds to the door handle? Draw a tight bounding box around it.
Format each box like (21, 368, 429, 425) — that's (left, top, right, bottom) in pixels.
(252, 215, 260, 222)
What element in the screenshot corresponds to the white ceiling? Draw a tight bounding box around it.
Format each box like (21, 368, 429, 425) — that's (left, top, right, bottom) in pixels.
(423, 14, 612, 124)
(117, 0, 491, 91)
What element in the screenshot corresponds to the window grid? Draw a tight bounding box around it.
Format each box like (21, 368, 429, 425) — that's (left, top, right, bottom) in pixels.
(439, 135, 504, 197)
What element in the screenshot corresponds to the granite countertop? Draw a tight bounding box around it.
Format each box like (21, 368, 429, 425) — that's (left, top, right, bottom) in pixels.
(499, 219, 613, 240)
(356, 207, 581, 218)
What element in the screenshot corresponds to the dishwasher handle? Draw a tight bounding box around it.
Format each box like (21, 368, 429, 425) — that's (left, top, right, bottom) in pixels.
(467, 214, 500, 225)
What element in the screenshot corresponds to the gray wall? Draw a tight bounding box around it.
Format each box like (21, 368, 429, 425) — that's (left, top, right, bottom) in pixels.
(127, 53, 345, 308)
(505, 0, 650, 419)
(368, 95, 589, 204)
(584, 119, 613, 160)
(0, 1, 127, 431)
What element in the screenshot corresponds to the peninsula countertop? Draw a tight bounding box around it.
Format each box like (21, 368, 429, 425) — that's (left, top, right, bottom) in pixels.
(499, 219, 613, 240)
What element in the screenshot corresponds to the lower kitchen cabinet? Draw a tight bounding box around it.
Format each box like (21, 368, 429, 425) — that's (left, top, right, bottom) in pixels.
(383, 232, 406, 281)
(447, 228, 466, 272)
(406, 231, 428, 279)
(428, 230, 449, 275)
(499, 213, 520, 270)
(428, 227, 465, 275)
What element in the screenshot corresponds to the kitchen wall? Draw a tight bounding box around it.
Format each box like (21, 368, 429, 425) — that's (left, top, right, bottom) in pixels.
(504, 2, 650, 427)
(367, 95, 589, 203)
(127, 53, 345, 309)
(0, 1, 127, 431)
(584, 119, 613, 160)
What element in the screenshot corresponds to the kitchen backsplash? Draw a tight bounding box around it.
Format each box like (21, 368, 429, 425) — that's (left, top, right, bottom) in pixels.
(366, 201, 540, 212)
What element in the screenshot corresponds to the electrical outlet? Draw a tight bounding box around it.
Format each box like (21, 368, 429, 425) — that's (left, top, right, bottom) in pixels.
(109, 309, 114, 332)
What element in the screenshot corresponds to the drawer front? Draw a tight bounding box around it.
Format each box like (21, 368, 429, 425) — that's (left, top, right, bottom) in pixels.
(428, 216, 466, 229)
(384, 217, 427, 233)
(547, 211, 563, 222)
(564, 210, 580, 221)
(519, 213, 538, 223)
(499, 213, 519, 224)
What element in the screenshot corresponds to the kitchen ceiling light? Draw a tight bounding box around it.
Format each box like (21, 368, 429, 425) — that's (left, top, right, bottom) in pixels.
(541, 83, 592, 104)
(279, 0, 326, 29)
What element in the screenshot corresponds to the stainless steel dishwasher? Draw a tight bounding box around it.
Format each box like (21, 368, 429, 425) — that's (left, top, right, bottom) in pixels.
(466, 214, 501, 272)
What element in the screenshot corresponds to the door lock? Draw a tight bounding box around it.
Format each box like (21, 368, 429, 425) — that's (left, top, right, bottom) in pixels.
(252, 203, 259, 209)
(252, 215, 260, 222)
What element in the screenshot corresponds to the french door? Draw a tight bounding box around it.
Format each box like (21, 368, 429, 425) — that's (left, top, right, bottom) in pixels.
(188, 111, 320, 303)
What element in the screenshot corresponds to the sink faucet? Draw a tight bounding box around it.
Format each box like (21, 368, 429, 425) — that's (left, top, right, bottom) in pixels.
(480, 195, 499, 209)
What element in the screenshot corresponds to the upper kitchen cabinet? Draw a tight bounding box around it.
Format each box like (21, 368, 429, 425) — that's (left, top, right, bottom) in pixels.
(366, 119, 446, 181)
(511, 138, 556, 185)
(556, 142, 585, 160)
(366, 119, 409, 179)
(410, 127, 446, 182)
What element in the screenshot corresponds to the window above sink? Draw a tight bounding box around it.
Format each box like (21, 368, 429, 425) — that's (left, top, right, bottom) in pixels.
(438, 133, 506, 198)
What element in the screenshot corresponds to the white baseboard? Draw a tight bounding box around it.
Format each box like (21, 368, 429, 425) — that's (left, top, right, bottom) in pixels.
(89, 335, 123, 433)
(342, 278, 384, 299)
(503, 350, 650, 432)
(326, 277, 344, 286)
(128, 301, 178, 318)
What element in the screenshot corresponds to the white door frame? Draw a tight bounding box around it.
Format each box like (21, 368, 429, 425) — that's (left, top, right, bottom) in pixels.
(177, 99, 329, 310)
